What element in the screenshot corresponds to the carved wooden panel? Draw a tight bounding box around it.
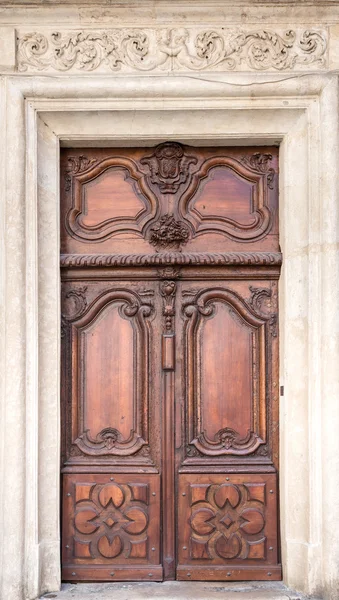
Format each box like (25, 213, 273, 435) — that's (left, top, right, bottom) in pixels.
(62, 474, 162, 581)
(182, 286, 269, 457)
(177, 474, 280, 581)
(62, 285, 154, 460)
(61, 145, 278, 255)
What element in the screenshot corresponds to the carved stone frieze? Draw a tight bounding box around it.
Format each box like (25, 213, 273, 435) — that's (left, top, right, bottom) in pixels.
(17, 28, 327, 73)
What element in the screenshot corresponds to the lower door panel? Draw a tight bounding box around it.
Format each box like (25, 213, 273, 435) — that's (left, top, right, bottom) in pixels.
(177, 473, 281, 581)
(62, 474, 162, 581)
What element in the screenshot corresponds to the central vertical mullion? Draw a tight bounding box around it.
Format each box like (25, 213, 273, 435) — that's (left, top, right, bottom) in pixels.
(160, 277, 177, 579)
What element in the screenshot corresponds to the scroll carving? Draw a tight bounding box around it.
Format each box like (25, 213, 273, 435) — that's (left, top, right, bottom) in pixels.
(18, 29, 327, 73)
(241, 153, 275, 190)
(249, 285, 278, 337)
(64, 155, 98, 192)
(61, 286, 88, 337)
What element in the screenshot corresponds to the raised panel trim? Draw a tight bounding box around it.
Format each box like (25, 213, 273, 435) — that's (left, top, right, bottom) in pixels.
(183, 287, 268, 456)
(68, 288, 152, 457)
(65, 157, 159, 242)
(178, 156, 273, 242)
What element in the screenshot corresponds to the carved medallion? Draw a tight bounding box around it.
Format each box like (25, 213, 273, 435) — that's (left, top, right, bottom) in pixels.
(141, 142, 197, 194)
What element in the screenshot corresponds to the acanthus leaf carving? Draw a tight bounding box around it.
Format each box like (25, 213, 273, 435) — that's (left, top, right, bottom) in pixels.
(241, 153, 275, 190)
(64, 155, 98, 192)
(18, 28, 327, 73)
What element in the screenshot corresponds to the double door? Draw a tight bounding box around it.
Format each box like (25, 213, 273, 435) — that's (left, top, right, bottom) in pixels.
(60, 144, 281, 581)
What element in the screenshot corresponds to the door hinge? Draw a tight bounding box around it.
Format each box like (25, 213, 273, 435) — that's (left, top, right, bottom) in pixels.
(280, 385, 284, 396)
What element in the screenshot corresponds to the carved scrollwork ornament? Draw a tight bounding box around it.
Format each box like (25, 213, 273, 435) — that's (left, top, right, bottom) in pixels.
(64, 155, 98, 192)
(18, 28, 327, 73)
(61, 286, 88, 322)
(241, 153, 275, 189)
(192, 428, 264, 456)
(249, 285, 278, 337)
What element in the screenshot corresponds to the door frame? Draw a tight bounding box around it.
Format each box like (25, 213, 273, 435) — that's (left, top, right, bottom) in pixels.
(1, 73, 338, 599)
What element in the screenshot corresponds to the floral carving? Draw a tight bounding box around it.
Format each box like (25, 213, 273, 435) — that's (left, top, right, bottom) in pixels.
(241, 153, 275, 189)
(64, 155, 98, 192)
(140, 142, 197, 194)
(18, 28, 327, 73)
(149, 214, 190, 251)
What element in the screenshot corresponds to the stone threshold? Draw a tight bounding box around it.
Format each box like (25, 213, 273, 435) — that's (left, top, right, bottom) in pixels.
(40, 581, 322, 600)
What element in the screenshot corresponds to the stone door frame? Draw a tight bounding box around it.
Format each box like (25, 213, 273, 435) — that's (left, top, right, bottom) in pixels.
(0, 73, 338, 599)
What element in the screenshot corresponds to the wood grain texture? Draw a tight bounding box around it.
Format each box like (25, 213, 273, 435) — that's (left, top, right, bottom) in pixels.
(60, 143, 280, 582)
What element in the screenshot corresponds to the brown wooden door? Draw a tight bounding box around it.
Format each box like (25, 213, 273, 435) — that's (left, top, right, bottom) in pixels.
(60, 143, 281, 582)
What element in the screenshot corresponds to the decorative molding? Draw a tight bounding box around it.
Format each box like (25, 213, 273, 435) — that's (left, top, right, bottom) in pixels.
(178, 154, 274, 242)
(67, 288, 153, 457)
(184, 288, 267, 456)
(60, 251, 283, 268)
(63, 155, 159, 243)
(149, 214, 190, 251)
(17, 28, 327, 73)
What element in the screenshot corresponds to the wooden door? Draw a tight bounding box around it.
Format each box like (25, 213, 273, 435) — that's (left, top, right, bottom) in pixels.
(60, 143, 281, 582)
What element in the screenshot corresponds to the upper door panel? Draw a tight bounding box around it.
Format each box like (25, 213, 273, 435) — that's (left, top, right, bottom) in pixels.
(60, 145, 279, 256)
